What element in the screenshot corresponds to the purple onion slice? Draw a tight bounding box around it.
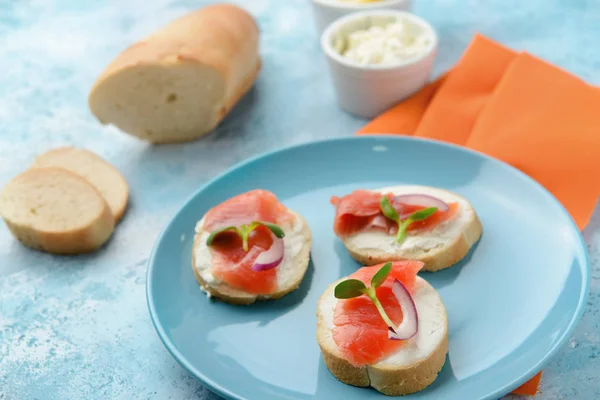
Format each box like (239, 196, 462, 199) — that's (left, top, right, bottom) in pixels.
(251, 237, 284, 272)
(394, 194, 449, 212)
(388, 279, 419, 340)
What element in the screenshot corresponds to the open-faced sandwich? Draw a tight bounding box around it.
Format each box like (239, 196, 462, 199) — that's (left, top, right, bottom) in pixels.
(331, 185, 482, 271)
(316, 261, 448, 396)
(192, 189, 312, 305)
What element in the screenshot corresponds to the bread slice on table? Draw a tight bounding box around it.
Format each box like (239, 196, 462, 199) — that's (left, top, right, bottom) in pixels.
(192, 212, 312, 305)
(342, 185, 482, 272)
(32, 147, 129, 222)
(88, 4, 261, 144)
(0, 168, 114, 254)
(316, 276, 448, 396)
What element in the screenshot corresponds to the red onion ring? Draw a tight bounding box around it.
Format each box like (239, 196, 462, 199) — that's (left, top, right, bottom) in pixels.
(393, 194, 449, 212)
(388, 279, 419, 340)
(251, 237, 284, 272)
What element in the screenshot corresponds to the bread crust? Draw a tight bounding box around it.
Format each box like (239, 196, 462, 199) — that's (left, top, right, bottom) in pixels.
(341, 188, 483, 272)
(32, 147, 129, 222)
(192, 214, 312, 305)
(88, 4, 260, 143)
(0, 168, 115, 254)
(316, 279, 448, 395)
(344, 213, 482, 272)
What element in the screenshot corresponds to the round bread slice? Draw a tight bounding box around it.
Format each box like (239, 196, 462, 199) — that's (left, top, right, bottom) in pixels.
(0, 167, 115, 254)
(316, 276, 448, 396)
(192, 212, 312, 305)
(32, 147, 129, 222)
(341, 185, 482, 272)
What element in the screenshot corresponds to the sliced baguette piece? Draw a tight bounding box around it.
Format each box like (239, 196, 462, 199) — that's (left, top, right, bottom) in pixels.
(341, 185, 482, 271)
(192, 212, 312, 305)
(0, 168, 114, 254)
(31, 147, 129, 222)
(316, 276, 448, 396)
(88, 4, 261, 144)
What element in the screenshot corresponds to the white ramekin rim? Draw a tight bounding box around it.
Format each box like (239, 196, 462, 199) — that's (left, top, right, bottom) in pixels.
(320, 9, 438, 71)
(312, 0, 411, 11)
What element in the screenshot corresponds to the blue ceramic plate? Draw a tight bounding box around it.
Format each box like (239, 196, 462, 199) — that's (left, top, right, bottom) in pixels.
(147, 136, 589, 400)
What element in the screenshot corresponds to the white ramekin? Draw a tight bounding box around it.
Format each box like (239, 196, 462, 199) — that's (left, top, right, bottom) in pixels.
(320, 10, 438, 118)
(311, 0, 413, 36)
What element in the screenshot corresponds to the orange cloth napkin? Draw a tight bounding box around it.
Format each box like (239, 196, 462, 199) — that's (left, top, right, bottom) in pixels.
(358, 33, 600, 396)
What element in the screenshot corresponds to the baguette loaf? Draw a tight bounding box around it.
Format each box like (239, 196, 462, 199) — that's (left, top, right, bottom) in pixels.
(88, 4, 261, 143)
(0, 168, 114, 254)
(32, 147, 129, 222)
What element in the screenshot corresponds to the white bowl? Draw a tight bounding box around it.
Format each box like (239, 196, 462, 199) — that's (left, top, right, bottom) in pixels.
(311, 0, 412, 36)
(320, 10, 438, 118)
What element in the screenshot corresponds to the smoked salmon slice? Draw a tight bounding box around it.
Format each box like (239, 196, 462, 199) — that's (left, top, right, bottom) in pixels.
(209, 226, 276, 294)
(204, 190, 293, 294)
(204, 189, 292, 231)
(333, 261, 423, 366)
(331, 190, 458, 237)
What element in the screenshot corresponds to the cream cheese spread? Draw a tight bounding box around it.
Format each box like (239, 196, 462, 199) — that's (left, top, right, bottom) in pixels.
(340, 18, 433, 65)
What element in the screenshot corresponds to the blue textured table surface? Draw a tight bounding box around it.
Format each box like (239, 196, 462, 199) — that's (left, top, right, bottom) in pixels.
(1, 0, 599, 399)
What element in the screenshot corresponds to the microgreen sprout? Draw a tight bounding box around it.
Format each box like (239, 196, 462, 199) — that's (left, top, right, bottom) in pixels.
(334, 262, 397, 332)
(380, 196, 437, 244)
(206, 221, 284, 251)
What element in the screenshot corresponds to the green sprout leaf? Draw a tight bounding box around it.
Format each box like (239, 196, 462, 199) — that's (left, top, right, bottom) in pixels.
(408, 207, 438, 221)
(380, 196, 399, 222)
(334, 279, 367, 299)
(371, 261, 392, 289)
(206, 221, 285, 252)
(256, 221, 285, 238)
(206, 226, 238, 247)
(396, 207, 438, 244)
(334, 263, 396, 332)
(380, 195, 439, 245)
